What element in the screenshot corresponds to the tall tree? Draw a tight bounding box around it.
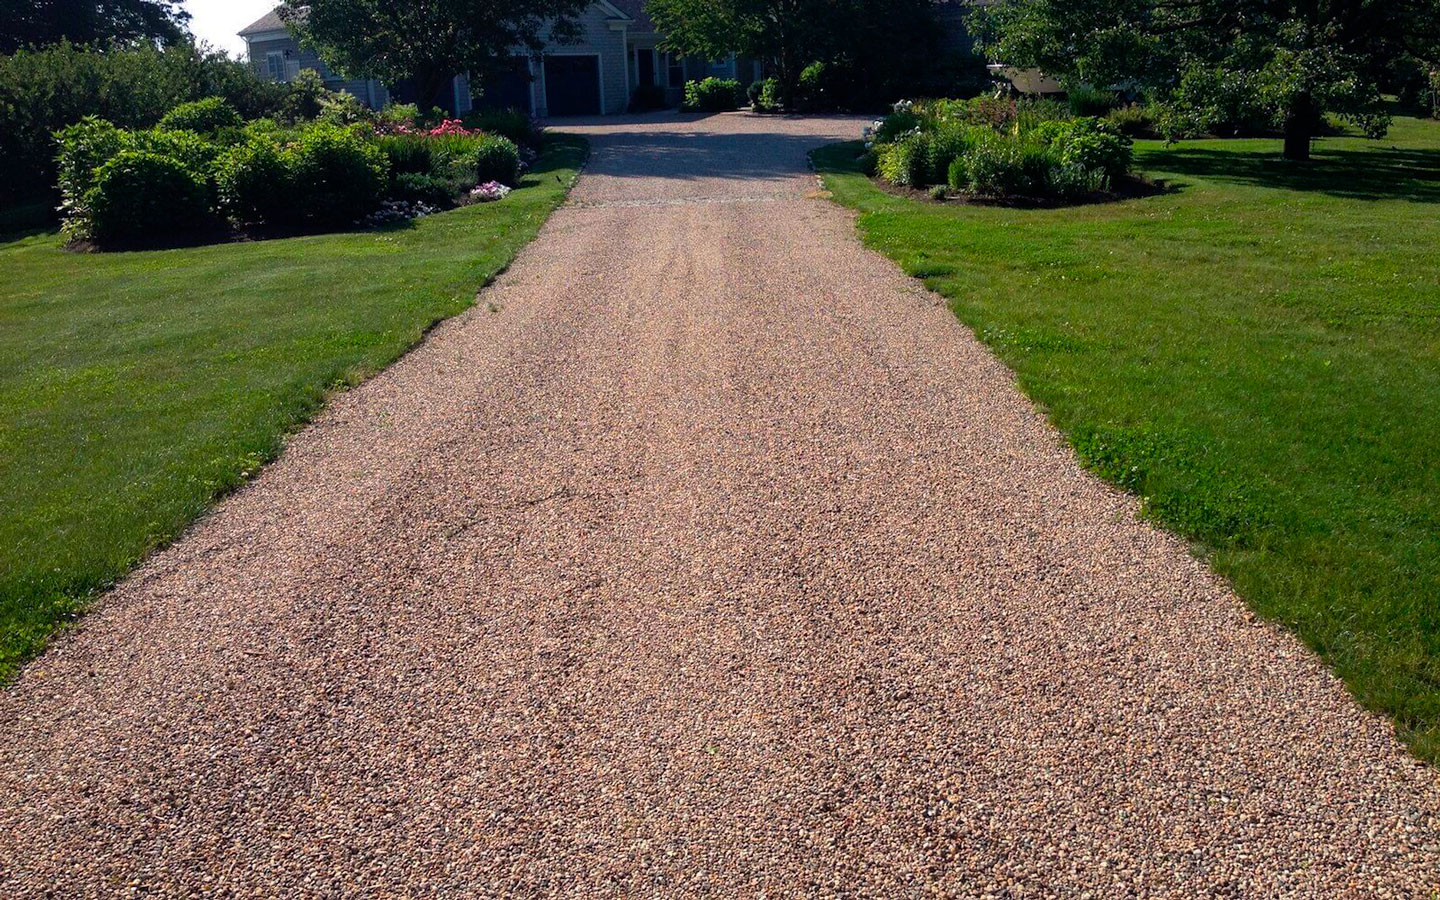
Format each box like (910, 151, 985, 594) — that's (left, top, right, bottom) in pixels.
(976, 0, 1440, 159)
(0, 0, 190, 54)
(280, 0, 590, 112)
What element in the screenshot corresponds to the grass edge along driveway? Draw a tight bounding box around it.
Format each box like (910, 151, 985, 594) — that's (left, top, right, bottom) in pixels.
(0, 135, 588, 683)
(814, 120, 1440, 763)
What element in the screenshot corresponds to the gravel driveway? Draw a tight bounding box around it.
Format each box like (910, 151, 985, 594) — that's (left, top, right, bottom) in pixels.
(3, 112, 1438, 897)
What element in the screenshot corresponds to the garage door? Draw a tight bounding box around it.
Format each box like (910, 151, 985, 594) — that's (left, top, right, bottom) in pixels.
(544, 55, 601, 117)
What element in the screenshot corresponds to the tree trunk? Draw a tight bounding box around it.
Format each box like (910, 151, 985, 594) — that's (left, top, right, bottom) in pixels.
(1283, 92, 1314, 161)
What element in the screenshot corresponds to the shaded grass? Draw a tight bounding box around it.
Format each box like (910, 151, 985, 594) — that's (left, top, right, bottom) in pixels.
(815, 118, 1440, 760)
(0, 135, 588, 681)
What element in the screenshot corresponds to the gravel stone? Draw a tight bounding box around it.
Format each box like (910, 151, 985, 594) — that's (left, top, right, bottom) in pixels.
(2, 112, 1438, 897)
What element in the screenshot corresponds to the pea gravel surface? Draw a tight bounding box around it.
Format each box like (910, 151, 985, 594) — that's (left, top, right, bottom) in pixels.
(3, 112, 1439, 898)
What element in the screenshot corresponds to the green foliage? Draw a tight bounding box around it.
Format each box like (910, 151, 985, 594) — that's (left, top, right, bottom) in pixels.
(377, 102, 422, 130)
(683, 77, 745, 112)
(974, 0, 1422, 157)
(876, 133, 929, 186)
(55, 117, 223, 237)
(1067, 85, 1118, 117)
(1105, 103, 1157, 137)
(797, 61, 841, 111)
(216, 136, 295, 225)
(750, 78, 783, 112)
(475, 135, 521, 185)
(281, 69, 331, 122)
(1, 0, 189, 54)
(377, 134, 436, 176)
(55, 117, 128, 210)
(86, 150, 211, 242)
(650, 0, 946, 110)
(1047, 118, 1133, 179)
(464, 108, 543, 146)
(159, 97, 243, 133)
(0, 41, 291, 204)
(391, 171, 457, 206)
(318, 91, 372, 126)
(870, 98, 1129, 198)
(288, 123, 389, 225)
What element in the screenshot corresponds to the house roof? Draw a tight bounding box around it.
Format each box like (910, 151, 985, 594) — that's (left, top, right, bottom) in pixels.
(604, 0, 653, 31)
(238, 9, 289, 37)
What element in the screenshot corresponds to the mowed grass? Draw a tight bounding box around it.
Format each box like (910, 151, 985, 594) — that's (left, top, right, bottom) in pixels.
(0, 135, 587, 681)
(816, 119, 1440, 760)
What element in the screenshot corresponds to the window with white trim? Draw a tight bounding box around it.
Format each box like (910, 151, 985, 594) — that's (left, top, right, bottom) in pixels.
(266, 51, 286, 82)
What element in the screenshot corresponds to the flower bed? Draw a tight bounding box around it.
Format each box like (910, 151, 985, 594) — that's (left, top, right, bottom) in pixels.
(54, 98, 542, 248)
(864, 97, 1136, 202)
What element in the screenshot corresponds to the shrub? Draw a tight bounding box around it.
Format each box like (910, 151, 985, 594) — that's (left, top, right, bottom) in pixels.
(475, 135, 521, 186)
(1053, 119, 1133, 180)
(376, 102, 421, 132)
(132, 128, 222, 183)
(160, 97, 242, 133)
(957, 135, 1035, 195)
(683, 77, 744, 112)
(55, 117, 127, 211)
(391, 172, 456, 207)
(318, 91, 372, 126)
(796, 59, 861, 111)
(281, 69, 331, 123)
(465, 108, 542, 146)
(377, 134, 436, 176)
(86, 150, 211, 242)
(1067, 85, 1118, 118)
(216, 136, 294, 225)
(0, 41, 291, 204)
(1105, 103, 1157, 137)
(797, 62, 832, 111)
(56, 118, 221, 223)
(751, 78, 783, 112)
(876, 133, 929, 187)
(289, 123, 389, 224)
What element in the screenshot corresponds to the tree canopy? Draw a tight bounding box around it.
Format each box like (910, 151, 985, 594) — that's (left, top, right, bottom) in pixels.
(647, 0, 943, 107)
(280, 0, 591, 111)
(0, 0, 190, 54)
(976, 0, 1440, 158)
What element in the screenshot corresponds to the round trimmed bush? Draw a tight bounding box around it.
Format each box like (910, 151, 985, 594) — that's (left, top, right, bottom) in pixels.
(55, 117, 126, 206)
(475, 135, 521, 186)
(391, 172, 456, 207)
(160, 97, 243, 134)
(216, 136, 294, 225)
(289, 124, 389, 225)
(87, 150, 210, 242)
(1057, 119, 1133, 180)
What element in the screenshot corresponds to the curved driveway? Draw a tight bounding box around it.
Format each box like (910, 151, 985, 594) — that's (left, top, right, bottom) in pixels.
(2, 112, 1438, 896)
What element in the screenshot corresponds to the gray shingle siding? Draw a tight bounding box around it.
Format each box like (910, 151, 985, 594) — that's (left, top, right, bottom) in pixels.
(532, 4, 631, 116)
(246, 35, 390, 108)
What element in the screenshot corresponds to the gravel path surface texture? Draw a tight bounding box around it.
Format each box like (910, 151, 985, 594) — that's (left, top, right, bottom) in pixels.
(3, 112, 1438, 897)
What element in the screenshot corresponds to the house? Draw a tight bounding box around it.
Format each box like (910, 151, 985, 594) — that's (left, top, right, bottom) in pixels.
(239, 10, 472, 114)
(239, 3, 759, 117)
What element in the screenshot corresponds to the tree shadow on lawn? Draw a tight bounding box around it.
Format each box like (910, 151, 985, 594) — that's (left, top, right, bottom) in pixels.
(1141, 144, 1440, 203)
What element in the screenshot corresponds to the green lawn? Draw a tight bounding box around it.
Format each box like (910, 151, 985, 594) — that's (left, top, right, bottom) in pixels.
(816, 118, 1440, 761)
(0, 135, 587, 682)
